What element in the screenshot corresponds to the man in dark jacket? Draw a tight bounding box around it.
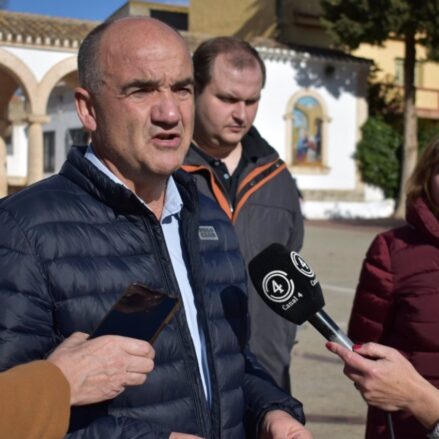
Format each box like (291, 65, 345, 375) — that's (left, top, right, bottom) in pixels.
(0, 17, 311, 438)
(183, 37, 304, 393)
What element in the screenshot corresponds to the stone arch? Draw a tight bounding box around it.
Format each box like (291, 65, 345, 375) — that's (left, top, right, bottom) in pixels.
(0, 47, 38, 114)
(37, 55, 78, 114)
(25, 56, 78, 185)
(0, 48, 40, 195)
(284, 89, 331, 171)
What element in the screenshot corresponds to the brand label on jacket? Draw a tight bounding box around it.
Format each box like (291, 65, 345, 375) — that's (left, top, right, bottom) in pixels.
(198, 226, 219, 241)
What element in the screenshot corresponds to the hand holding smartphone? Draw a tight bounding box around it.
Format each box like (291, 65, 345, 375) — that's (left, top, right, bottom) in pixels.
(90, 283, 180, 344)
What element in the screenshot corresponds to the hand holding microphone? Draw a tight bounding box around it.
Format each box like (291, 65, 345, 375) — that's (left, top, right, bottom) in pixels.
(248, 243, 353, 350)
(326, 341, 439, 437)
(249, 244, 400, 439)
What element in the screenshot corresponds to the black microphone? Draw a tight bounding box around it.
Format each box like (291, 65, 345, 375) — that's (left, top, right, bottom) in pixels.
(248, 243, 353, 350)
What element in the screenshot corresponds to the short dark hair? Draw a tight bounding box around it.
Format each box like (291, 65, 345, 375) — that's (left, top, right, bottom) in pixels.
(193, 36, 266, 94)
(78, 20, 115, 93)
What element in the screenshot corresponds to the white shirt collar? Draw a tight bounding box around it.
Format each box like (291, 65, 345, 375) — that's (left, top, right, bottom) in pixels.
(84, 144, 183, 220)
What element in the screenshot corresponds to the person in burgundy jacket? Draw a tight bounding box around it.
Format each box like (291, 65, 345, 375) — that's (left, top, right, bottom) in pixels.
(348, 136, 439, 439)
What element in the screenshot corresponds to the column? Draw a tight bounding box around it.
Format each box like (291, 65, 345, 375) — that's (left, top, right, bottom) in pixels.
(27, 114, 50, 185)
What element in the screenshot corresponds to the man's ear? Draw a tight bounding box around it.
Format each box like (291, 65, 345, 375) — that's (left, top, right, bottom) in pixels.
(75, 87, 97, 132)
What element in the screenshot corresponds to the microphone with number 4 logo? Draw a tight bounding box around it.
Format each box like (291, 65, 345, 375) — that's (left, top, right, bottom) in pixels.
(248, 243, 353, 350)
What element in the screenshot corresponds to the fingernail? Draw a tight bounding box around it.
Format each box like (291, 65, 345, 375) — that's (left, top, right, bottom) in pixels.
(353, 344, 362, 351)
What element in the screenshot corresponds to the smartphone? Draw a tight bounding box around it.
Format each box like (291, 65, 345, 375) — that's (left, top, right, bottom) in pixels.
(89, 283, 180, 344)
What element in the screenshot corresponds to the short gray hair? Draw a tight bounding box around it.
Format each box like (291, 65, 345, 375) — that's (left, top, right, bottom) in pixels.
(77, 20, 114, 92)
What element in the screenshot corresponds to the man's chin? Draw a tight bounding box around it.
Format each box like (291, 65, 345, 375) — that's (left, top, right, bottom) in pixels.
(223, 129, 248, 144)
(156, 161, 185, 177)
(220, 137, 244, 150)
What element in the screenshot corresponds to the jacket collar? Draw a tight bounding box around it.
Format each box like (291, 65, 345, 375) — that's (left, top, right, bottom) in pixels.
(241, 125, 278, 162)
(60, 146, 198, 216)
(407, 197, 439, 244)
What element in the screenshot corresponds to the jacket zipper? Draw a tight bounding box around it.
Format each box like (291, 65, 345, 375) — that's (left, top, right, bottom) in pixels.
(142, 214, 210, 438)
(215, 176, 234, 215)
(183, 207, 222, 439)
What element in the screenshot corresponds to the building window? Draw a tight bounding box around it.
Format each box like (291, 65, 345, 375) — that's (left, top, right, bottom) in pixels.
(150, 10, 188, 30)
(395, 58, 423, 87)
(6, 134, 12, 156)
(43, 131, 55, 173)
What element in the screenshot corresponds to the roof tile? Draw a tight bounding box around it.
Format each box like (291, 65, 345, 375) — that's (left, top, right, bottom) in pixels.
(0, 10, 98, 49)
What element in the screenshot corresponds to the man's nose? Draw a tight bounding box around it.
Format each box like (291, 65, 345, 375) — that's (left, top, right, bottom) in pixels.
(151, 92, 180, 126)
(232, 101, 246, 123)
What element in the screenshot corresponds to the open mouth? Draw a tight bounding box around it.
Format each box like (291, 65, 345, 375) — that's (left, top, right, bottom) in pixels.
(153, 132, 181, 147)
(155, 132, 180, 140)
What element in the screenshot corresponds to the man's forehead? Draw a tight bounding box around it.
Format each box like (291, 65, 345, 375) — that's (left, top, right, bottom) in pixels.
(103, 35, 189, 59)
(210, 59, 262, 89)
(211, 55, 262, 80)
(101, 39, 192, 75)
(102, 60, 193, 91)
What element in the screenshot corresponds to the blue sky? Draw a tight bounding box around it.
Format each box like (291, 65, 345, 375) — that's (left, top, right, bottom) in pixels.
(4, 0, 189, 21)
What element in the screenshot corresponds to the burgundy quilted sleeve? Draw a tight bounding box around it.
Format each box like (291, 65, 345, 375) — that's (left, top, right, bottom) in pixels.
(348, 233, 395, 344)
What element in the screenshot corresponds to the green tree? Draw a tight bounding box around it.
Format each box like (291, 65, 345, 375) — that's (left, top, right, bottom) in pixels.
(320, 0, 439, 217)
(367, 65, 403, 127)
(355, 116, 402, 199)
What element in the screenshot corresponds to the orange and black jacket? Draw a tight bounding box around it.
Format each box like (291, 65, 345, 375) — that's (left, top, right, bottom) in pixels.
(183, 126, 304, 390)
(183, 126, 304, 253)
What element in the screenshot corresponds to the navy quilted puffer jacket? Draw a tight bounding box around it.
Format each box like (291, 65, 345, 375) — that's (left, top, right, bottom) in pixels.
(0, 147, 304, 438)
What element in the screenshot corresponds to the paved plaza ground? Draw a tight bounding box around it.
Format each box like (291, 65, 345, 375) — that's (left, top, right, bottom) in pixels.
(290, 218, 404, 438)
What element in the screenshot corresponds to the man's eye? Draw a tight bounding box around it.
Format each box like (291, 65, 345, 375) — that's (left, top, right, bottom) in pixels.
(220, 97, 237, 104)
(176, 87, 193, 97)
(130, 88, 154, 96)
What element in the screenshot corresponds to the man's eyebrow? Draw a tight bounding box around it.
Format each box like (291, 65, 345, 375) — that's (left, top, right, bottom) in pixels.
(172, 77, 195, 89)
(218, 92, 237, 97)
(121, 78, 194, 93)
(121, 79, 159, 93)
(217, 92, 260, 101)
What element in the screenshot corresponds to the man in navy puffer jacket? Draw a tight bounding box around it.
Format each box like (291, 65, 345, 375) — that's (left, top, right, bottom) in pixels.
(0, 17, 311, 439)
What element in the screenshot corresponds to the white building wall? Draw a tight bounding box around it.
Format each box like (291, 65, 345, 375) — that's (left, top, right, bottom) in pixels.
(254, 55, 394, 218)
(254, 59, 292, 162)
(303, 199, 395, 219)
(2, 41, 392, 218)
(255, 57, 360, 192)
(3, 46, 73, 82)
(44, 86, 85, 174)
(317, 89, 357, 190)
(7, 123, 28, 178)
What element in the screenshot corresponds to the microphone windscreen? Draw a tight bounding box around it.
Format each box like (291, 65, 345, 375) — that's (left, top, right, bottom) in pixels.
(248, 243, 325, 325)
